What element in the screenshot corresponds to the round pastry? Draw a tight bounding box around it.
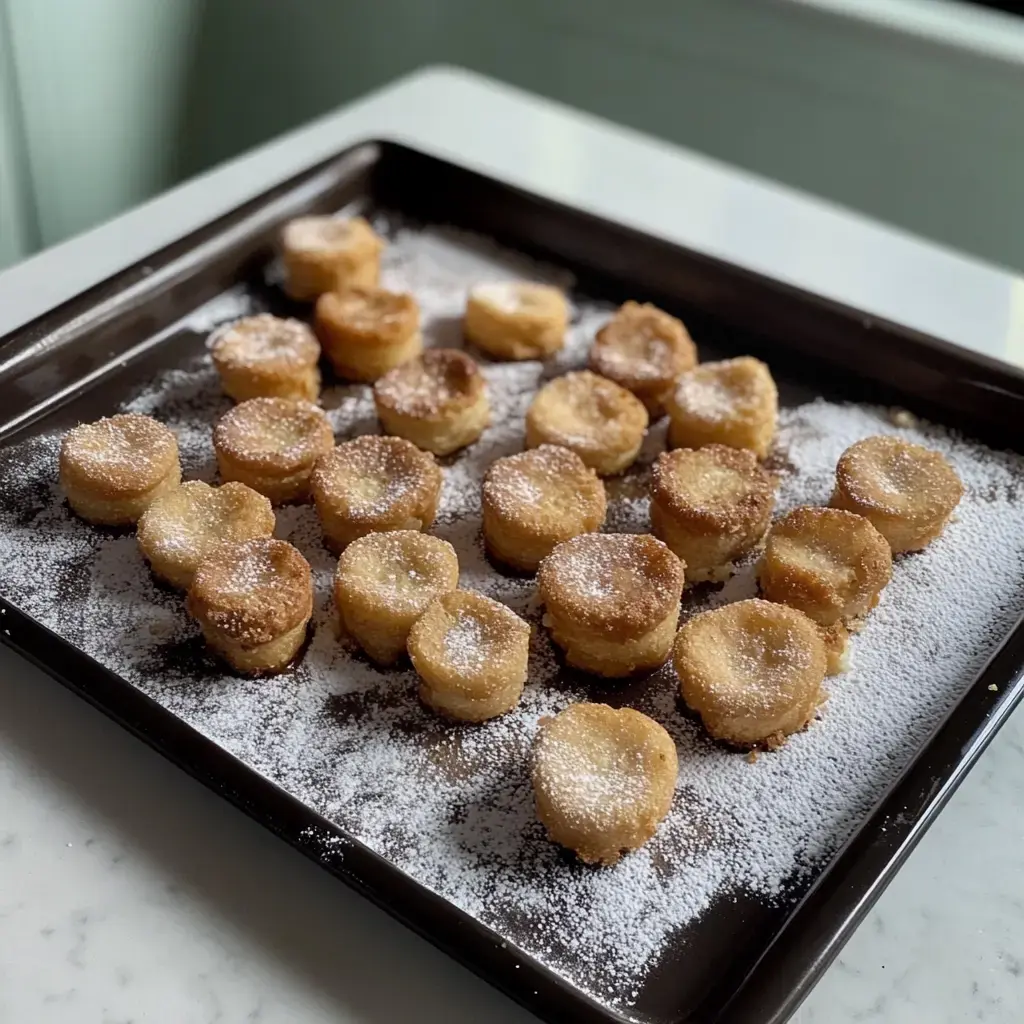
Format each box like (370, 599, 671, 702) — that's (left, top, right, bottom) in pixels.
(310, 435, 442, 553)
(187, 538, 313, 675)
(666, 356, 778, 458)
(334, 530, 459, 666)
(137, 480, 275, 589)
(314, 286, 421, 382)
(409, 590, 531, 721)
(525, 370, 649, 476)
(463, 281, 569, 360)
(280, 215, 383, 300)
(673, 599, 827, 748)
(650, 444, 775, 583)
(537, 533, 685, 678)
(373, 348, 490, 456)
(831, 434, 963, 553)
(589, 301, 697, 416)
(481, 445, 607, 572)
(210, 314, 321, 403)
(758, 506, 892, 627)
(213, 397, 334, 505)
(59, 413, 181, 525)
(532, 702, 678, 865)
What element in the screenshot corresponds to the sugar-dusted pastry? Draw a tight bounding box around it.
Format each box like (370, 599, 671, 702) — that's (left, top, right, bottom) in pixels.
(482, 445, 606, 572)
(187, 538, 313, 675)
(525, 370, 648, 476)
(537, 533, 684, 677)
(373, 348, 490, 456)
(314, 286, 421, 382)
(464, 281, 569, 360)
(589, 301, 697, 416)
(831, 434, 963, 553)
(532, 702, 678, 865)
(674, 599, 827, 749)
(210, 314, 321, 403)
(213, 397, 333, 505)
(310, 435, 442, 553)
(819, 621, 850, 676)
(334, 530, 459, 666)
(666, 356, 778, 458)
(280, 215, 383, 300)
(59, 413, 180, 526)
(409, 590, 531, 721)
(650, 444, 775, 583)
(137, 480, 274, 589)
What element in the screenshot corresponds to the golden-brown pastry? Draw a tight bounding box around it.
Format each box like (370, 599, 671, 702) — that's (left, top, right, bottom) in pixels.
(589, 301, 697, 416)
(409, 590, 531, 721)
(525, 370, 648, 476)
(373, 348, 490, 456)
(674, 599, 827, 749)
(537, 533, 684, 677)
(481, 445, 606, 572)
(59, 413, 181, 526)
(532, 702, 678, 865)
(650, 444, 775, 583)
(137, 480, 275, 589)
(819, 621, 850, 676)
(463, 281, 569, 361)
(213, 397, 334, 505)
(831, 435, 963, 553)
(666, 356, 778, 458)
(187, 538, 313, 674)
(310, 435, 442, 553)
(280, 215, 383, 300)
(334, 530, 459, 666)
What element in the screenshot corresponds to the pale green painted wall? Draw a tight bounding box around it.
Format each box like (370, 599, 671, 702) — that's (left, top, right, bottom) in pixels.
(0, 0, 33, 267)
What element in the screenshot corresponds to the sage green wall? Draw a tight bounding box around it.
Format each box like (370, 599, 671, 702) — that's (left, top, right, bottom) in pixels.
(0, 2, 33, 267)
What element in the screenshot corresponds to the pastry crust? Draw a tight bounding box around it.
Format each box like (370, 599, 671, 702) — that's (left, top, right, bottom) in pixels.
(464, 281, 568, 360)
(280, 215, 383, 300)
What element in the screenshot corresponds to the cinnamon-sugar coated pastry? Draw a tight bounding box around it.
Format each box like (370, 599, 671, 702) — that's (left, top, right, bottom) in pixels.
(589, 301, 697, 416)
(409, 590, 531, 721)
(334, 530, 459, 666)
(137, 480, 275, 589)
(373, 348, 490, 456)
(210, 314, 321, 403)
(674, 599, 827, 749)
(758, 506, 892, 627)
(280, 215, 383, 300)
(310, 435, 442, 553)
(213, 397, 334, 505)
(666, 356, 778, 458)
(818, 620, 850, 676)
(314, 286, 421, 382)
(537, 533, 685, 678)
(532, 703, 678, 865)
(60, 413, 180, 525)
(831, 435, 963, 553)
(187, 538, 313, 675)
(650, 445, 775, 583)
(525, 370, 649, 476)
(482, 445, 607, 572)
(464, 281, 569, 360)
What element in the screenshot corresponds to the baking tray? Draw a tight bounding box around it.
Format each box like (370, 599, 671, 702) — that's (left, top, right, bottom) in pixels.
(2, 141, 1024, 1024)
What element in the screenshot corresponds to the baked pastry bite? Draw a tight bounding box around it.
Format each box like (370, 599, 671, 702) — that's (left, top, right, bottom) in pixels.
(525, 370, 648, 476)
(819, 621, 850, 676)
(464, 281, 569, 360)
(831, 434, 963, 553)
(280, 215, 383, 300)
(187, 538, 313, 675)
(537, 533, 684, 678)
(311, 435, 442, 553)
(137, 480, 275, 589)
(334, 530, 459, 666)
(666, 356, 778, 458)
(532, 702, 677, 865)
(589, 301, 697, 416)
(60, 413, 180, 525)
(409, 590, 531, 721)
(674, 599, 827, 749)
(373, 348, 490, 456)
(213, 397, 333, 505)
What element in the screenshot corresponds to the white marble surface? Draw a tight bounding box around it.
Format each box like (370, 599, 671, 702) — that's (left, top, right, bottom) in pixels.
(2, 67, 1024, 1023)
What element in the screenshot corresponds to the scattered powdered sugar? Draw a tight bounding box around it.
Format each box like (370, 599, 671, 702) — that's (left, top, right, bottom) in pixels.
(442, 610, 489, 673)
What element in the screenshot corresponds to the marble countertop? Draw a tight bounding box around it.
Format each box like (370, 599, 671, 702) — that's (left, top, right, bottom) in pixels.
(2, 67, 1023, 1023)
